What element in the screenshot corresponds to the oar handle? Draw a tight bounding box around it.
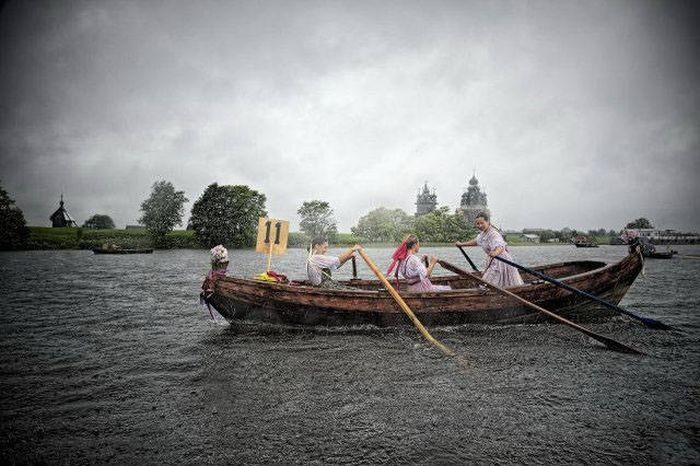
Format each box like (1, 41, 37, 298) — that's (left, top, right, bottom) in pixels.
(457, 245, 479, 272)
(491, 255, 670, 330)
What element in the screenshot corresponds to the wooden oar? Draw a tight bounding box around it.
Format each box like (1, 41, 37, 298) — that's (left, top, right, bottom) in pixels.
(456, 245, 480, 271)
(479, 249, 672, 330)
(438, 259, 645, 355)
(457, 245, 670, 330)
(356, 249, 456, 358)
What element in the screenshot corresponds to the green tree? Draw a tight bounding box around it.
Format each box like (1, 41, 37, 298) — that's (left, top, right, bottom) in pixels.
(82, 214, 115, 229)
(351, 207, 413, 242)
(139, 180, 188, 246)
(413, 207, 474, 243)
(442, 209, 475, 242)
(626, 217, 653, 229)
(0, 183, 29, 250)
(298, 200, 338, 242)
(538, 230, 557, 242)
(557, 227, 574, 241)
(189, 183, 267, 248)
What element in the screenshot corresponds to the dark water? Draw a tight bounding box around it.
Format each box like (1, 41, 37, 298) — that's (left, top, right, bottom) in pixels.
(1, 245, 699, 464)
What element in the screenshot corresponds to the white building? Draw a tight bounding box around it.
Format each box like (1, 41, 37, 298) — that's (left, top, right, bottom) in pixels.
(625, 228, 699, 244)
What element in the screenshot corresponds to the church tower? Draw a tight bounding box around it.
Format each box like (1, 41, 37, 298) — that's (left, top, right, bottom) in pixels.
(415, 182, 437, 215)
(50, 194, 78, 228)
(458, 173, 489, 224)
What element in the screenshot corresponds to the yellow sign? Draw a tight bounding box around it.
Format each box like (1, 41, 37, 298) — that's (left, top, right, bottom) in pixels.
(255, 218, 289, 255)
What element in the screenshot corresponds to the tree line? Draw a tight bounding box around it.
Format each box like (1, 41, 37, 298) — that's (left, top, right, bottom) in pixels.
(137, 182, 480, 247)
(0, 178, 663, 250)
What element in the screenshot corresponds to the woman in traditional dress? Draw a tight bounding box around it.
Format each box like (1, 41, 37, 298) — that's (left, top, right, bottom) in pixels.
(306, 237, 362, 289)
(200, 245, 230, 322)
(456, 212, 524, 288)
(387, 234, 451, 292)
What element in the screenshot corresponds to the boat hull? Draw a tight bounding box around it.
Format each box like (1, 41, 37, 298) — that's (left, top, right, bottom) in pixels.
(208, 253, 643, 327)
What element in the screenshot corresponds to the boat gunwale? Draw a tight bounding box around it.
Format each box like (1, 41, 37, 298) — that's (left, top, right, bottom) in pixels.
(213, 257, 624, 301)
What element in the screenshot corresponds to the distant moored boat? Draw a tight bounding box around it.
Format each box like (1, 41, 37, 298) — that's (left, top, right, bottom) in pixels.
(572, 235, 599, 248)
(92, 248, 154, 254)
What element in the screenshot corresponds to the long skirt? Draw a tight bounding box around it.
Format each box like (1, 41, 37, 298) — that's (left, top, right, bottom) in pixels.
(406, 278, 451, 293)
(482, 252, 524, 288)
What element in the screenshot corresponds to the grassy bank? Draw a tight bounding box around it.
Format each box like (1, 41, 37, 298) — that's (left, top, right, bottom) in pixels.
(27, 227, 198, 250)
(26, 227, 614, 250)
(26, 228, 367, 250)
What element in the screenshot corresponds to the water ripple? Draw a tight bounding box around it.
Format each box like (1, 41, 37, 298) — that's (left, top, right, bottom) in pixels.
(0, 246, 698, 464)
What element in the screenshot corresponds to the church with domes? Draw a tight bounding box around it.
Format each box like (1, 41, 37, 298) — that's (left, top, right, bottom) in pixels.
(414, 173, 489, 223)
(457, 173, 490, 224)
(415, 181, 438, 215)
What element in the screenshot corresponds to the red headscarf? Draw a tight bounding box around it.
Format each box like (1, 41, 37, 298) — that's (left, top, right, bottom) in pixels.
(386, 240, 409, 275)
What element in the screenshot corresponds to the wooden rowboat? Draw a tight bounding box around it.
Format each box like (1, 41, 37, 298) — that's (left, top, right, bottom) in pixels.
(206, 251, 643, 327)
(92, 248, 154, 254)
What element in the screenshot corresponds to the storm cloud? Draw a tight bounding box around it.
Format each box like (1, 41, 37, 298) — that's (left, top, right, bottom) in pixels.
(1, 0, 698, 231)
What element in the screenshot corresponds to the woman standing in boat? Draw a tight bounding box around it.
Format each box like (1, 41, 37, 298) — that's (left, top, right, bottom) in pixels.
(389, 234, 451, 292)
(307, 237, 362, 289)
(456, 212, 524, 288)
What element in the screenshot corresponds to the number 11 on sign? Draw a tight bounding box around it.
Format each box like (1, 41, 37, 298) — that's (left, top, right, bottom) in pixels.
(255, 218, 289, 271)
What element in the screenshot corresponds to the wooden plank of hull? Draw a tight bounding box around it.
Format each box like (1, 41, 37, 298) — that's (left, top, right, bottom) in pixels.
(209, 252, 642, 327)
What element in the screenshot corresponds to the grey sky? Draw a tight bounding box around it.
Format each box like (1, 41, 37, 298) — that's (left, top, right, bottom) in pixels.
(1, 0, 698, 232)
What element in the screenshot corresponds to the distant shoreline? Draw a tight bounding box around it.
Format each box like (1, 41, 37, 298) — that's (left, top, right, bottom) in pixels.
(20, 227, 621, 251)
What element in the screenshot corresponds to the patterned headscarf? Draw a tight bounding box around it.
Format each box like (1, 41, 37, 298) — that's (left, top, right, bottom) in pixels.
(386, 240, 409, 275)
(210, 245, 229, 265)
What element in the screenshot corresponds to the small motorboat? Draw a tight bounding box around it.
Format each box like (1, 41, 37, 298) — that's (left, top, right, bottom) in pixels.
(644, 250, 677, 259)
(92, 248, 154, 254)
(572, 235, 599, 248)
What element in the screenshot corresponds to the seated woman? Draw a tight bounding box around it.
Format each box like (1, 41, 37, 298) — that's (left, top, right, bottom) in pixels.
(201, 245, 230, 315)
(456, 212, 524, 288)
(390, 234, 451, 292)
(306, 237, 362, 289)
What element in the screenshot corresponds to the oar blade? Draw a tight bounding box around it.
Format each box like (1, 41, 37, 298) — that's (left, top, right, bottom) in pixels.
(640, 318, 673, 330)
(492, 254, 672, 331)
(439, 258, 647, 357)
(595, 334, 646, 355)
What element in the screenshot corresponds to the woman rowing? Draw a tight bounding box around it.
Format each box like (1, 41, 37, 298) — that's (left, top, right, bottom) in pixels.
(456, 211, 524, 288)
(307, 237, 362, 289)
(387, 234, 451, 292)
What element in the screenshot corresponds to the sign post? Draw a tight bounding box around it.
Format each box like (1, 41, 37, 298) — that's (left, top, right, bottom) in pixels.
(255, 217, 289, 271)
